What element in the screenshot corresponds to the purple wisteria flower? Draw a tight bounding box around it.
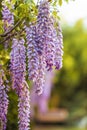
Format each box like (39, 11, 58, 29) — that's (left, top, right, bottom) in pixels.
(25, 25, 39, 82)
(10, 38, 26, 94)
(10, 39, 30, 129)
(2, 0, 14, 48)
(37, 0, 62, 71)
(36, 0, 50, 55)
(44, 17, 56, 71)
(25, 25, 46, 95)
(18, 81, 30, 130)
(35, 55, 46, 95)
(0, 69, 9, 130)
(2, 0, 14, 31)
(54, 22, 63, 70)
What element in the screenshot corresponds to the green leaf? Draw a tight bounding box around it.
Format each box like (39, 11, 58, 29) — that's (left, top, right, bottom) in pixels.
(0, 20, 4, 34)
(64, 0, 69, 3)
(59, 0, 62, 6)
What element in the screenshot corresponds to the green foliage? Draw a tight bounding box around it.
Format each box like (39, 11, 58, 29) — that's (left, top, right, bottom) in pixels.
(51, 0, 74, 7)
(59, 0, 63, 6)
(0, 20, 4, 34)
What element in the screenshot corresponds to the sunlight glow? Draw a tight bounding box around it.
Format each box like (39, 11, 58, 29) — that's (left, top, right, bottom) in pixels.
(60, 0, 87, 26)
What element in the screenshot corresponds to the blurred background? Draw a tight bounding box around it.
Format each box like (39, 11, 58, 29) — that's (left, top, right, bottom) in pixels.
(5, 0, 87, 129)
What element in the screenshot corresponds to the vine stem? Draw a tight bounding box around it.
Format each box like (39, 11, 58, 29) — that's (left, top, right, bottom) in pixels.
(0, 28, 25, 44)
(0, 18, 24, 37)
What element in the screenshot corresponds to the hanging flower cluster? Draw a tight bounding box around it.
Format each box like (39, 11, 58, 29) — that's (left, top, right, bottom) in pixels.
(10, 38, 30, 130)
(25, 0, 63, 95)
(2, 0, 14, 31)
(18, 81, 30, 130)
(2, 0, 14, 48)
(54, 21, 63, 70)
(10, 38, 26, 94)
(0, 69, 9, 130)
(25, 25, 46, 95)
(0, 0, 63, 129)
(25, 25, 39, 82)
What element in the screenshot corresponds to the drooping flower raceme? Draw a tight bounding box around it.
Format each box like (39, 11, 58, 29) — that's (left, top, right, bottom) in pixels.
(36, 0, 50, 55)
(10, 38, 30, 130)
(35, 55, 46, 95)
(2, 0, 14, 48)
(54, 22, 63, 70)
(25, 0, 63, 95)
(18, 81, 30, 130)
(2, 0, 14, 31)
(25, 25, 46, 95)
(37, 0, 63, 71)
(0, 69, 9, 130)
(44, 17, 56, 71)
(10, 38, 26, 94)
(25, 25, 39, 82)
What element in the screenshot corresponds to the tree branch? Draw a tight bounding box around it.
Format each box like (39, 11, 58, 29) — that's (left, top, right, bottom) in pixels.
(0, 33, 17, 44)
(0, 18, 24, 37)
(0, 28, 25, 44)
